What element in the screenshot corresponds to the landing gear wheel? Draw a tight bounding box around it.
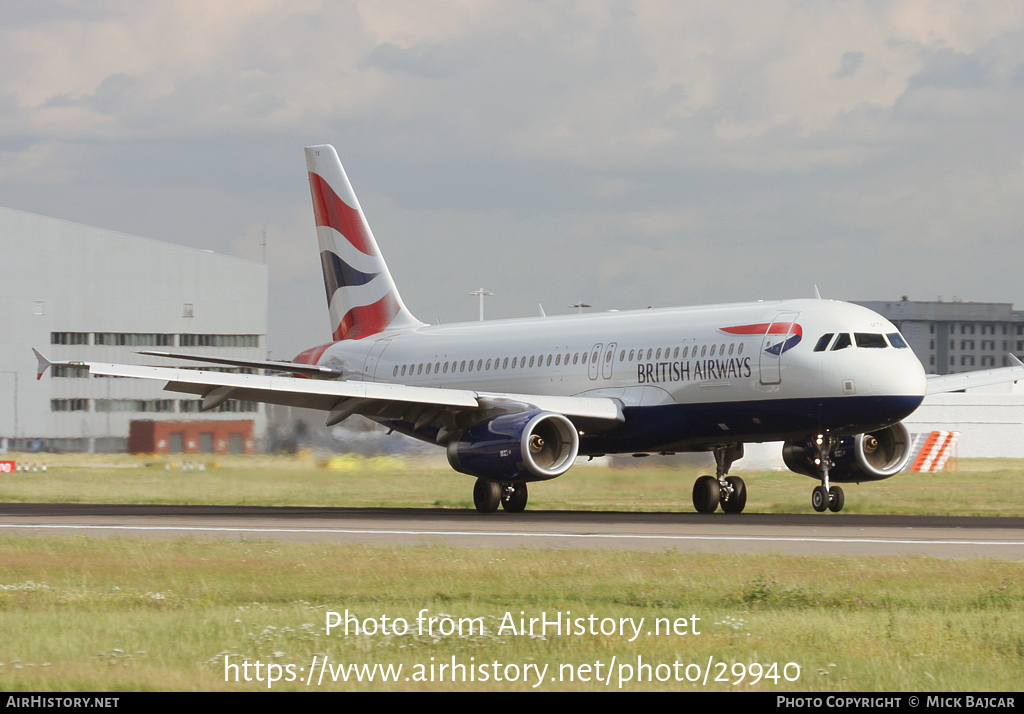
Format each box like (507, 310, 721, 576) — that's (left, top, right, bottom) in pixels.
(811, 485, 829, 512)
(473, 479, 500, 513)
(692, 475, 721, 514)
(500, 483, 528, 513)
(721, 476, 747, 514)
(828, 485, 845, 513)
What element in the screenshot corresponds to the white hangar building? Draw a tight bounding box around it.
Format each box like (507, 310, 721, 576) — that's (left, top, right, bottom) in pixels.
(0, 206, 268, 453)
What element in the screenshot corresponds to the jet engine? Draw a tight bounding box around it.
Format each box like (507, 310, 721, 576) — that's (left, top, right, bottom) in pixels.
(782, 422, 912, 483)
(446, 410, 579, 482)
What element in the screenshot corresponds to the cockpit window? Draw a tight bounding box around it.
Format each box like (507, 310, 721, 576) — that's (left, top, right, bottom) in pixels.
(855, 333, 887, 348)
(887, 332, 908, 348)
(831, 333, 852, 351)
(813, 334, 834, 352)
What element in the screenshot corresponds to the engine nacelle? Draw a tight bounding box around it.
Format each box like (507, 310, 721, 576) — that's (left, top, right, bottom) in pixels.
(446, 410, 579, 483)
(782, 422, 912, 483)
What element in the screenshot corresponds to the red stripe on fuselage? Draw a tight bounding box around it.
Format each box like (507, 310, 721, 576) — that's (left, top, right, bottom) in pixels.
(308, 172, 377, 256)
(720, 322, 802, 336)
(333, 291, 401, 341)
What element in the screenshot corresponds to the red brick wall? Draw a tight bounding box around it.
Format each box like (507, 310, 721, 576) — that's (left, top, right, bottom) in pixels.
(128, 420, 255, 455)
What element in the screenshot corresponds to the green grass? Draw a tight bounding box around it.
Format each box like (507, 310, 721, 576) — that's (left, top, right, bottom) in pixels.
(1, 453, 1022, 516)
(1, 454, 1021, 691)
(0, 538, 1021, 691)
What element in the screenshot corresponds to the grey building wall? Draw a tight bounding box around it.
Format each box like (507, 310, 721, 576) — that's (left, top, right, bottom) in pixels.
(0, 206, 268, 452)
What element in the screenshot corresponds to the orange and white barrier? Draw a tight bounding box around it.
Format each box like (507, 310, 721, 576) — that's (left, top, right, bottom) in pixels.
(909, 431, 960, 472)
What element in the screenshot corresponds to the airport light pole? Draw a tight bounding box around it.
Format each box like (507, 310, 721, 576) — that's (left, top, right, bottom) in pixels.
(469, 288, 493, 321)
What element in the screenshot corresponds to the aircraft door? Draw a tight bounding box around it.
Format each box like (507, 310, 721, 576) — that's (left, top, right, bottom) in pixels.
(588, 343, 603, 380)
(602, 342, 618, 380)
(759, 312, 800, 385)
(362, 339, 392, 381)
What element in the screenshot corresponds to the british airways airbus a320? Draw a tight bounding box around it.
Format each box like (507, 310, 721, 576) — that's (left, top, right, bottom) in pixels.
(36, 145, 1024, 514)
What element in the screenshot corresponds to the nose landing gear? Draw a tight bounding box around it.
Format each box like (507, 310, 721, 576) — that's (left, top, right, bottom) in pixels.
(811, 435, 845, 513)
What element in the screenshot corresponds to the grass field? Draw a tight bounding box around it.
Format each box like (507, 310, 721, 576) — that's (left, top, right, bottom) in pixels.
(1, 452, 1023, 516)
(0, 453, 1021, 691)
(0, 539, 1022, 691)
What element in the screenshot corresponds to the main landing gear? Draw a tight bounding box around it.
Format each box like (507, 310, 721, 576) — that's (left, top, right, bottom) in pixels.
(473, 478, 528, 513)
(692, 445, 747, 514)
(810, 434, 845, 513)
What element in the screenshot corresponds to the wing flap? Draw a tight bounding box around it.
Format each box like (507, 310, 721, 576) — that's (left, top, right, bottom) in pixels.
(479, 391, 624, 422)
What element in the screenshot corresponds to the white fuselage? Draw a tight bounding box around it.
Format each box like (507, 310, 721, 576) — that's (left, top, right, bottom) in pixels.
(309, 298, 927, 454)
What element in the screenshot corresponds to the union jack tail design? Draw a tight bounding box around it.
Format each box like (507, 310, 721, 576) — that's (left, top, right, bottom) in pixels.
(305, 145, 424, 340)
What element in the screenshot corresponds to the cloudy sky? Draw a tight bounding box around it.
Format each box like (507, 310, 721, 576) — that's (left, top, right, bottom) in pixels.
(3, 0, 1024, 358)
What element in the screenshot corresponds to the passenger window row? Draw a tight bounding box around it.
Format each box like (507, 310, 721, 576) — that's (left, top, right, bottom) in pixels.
(392, 340, 747, 379)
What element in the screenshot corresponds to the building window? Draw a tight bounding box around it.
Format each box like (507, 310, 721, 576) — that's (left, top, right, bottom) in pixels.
(51, 399, 88, 412)
(51, 365, 89, 378)
(51, 332, 89, 345)
(212, 400, 259, 413)
(179, 334, 259, 348)
(94, 333, 174, 346)
(94, 399, 175, 412)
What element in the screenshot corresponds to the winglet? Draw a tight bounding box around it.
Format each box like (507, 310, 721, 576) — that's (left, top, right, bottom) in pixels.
(1010, 353, 1024, 368)
(32, 348, 52, 380)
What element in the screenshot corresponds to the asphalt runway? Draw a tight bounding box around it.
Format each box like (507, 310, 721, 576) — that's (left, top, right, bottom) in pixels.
(1, 503, 1023, 558)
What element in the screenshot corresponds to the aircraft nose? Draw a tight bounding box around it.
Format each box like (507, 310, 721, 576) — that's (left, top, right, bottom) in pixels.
(871, 351, 927, 398)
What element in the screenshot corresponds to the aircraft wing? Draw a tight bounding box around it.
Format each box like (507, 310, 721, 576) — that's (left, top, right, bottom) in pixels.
(925, 355, 1024, 395)
(134, 350, 343, 378)
(33, 351, 623, 433)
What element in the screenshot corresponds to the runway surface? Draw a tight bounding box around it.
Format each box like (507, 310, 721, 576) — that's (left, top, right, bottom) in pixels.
(1, 503, 1023, 557)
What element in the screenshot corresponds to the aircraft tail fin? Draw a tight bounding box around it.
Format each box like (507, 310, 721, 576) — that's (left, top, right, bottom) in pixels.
(304, 145, 424, 340)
